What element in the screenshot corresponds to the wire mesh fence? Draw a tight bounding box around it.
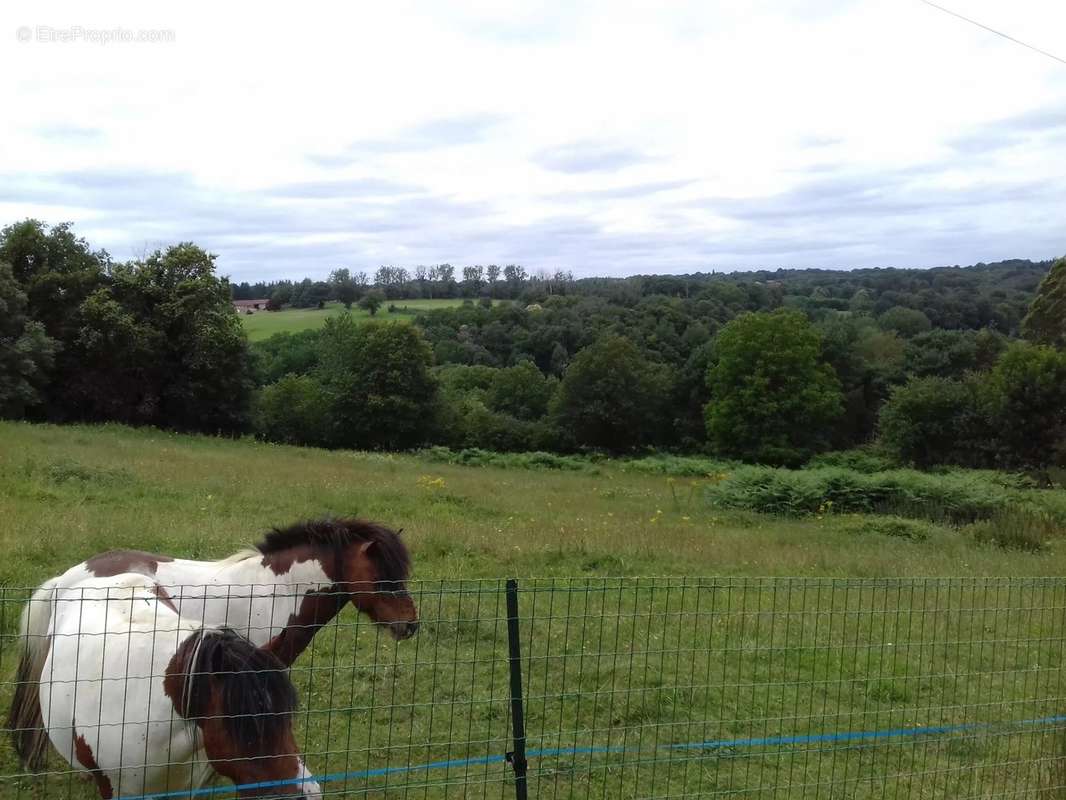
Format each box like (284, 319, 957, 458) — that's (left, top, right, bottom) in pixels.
(1, 576, 1065, 799)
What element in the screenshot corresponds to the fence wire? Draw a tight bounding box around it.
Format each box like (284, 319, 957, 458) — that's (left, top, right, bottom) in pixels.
(1, 577, 1065, 799)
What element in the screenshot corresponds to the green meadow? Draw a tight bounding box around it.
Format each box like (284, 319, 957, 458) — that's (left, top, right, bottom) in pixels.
(240, 299, 471, 341)
(2, 422, 1065, 798)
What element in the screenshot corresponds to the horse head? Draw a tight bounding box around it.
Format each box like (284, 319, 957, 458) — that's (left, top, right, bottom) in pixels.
(164, 628, 322, 799)
(257, 518, 419, 641)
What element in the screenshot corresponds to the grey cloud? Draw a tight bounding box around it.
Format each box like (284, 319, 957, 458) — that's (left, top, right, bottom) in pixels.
(307, 114, 506, 166)
(797, 134, 843, 148)
(684, 169, 1063, 226)
(951, 107, 1066, 155)
(548, 179, 694, 201)
(3, 151, 1063, 282)
(34, 124, 104, 142)
(0, 169, 193, 207)
(268, 178, 419, 199)
(534, 141, 653, 173)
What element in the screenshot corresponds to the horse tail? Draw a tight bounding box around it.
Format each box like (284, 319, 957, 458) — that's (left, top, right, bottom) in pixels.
(7, 579, 58, 770)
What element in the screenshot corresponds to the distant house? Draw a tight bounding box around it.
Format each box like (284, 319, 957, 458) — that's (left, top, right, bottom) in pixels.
(233, 298, 271, 313)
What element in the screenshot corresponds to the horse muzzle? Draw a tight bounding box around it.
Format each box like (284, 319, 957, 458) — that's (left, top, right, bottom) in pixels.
(387, 620, 420, 640)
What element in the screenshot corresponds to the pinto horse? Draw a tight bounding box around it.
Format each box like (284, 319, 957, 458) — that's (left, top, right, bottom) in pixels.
(9, 518, 418, 771)
(38, 573, 321, 799)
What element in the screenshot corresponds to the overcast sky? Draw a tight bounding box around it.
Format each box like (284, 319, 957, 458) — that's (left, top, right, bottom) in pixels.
(1, 1, 1064, 281)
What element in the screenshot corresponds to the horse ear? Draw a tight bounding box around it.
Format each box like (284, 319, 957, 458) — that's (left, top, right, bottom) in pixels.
(359, 540, 376, 555)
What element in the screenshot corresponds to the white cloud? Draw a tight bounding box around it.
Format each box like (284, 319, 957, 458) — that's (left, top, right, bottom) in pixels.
(1, 0, 1064, 278)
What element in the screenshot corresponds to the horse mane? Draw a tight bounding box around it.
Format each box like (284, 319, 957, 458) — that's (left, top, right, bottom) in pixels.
(175, 628, 297, 751)
(255, 518, 411, 585)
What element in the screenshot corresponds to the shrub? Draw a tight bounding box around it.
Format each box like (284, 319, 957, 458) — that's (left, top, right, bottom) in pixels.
(705, 464, 1064, 525)
(841, 515, 940, 542)
(253, 374, 332, 447)
(418, 447, 597, 472)
(964, 509, 1060, 552)
(250, 329, 322, 385)
(618, 454, 735, 477)
(807, 448, 900, 473)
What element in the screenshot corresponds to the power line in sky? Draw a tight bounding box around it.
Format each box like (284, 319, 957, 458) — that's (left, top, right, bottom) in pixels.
(919, 0, 1066, 67)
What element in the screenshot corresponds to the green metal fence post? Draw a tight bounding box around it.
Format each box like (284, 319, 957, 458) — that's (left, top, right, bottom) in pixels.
(506, 578, 529, 800)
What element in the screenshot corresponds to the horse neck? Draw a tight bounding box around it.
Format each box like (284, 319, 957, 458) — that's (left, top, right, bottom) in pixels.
(245, 542, 348, 666)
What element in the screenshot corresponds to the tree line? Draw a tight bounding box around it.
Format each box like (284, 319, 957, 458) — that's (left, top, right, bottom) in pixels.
(2, 219, 1064, 473)
(231, 264, 575, 307)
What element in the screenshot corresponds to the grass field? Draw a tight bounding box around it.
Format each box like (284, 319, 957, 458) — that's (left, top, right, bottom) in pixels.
(2, 422, 1065, 798)
(240, 299, 470, 341)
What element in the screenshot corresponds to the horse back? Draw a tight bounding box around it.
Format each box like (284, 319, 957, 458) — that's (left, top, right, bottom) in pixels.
(41, 573, 206, 794)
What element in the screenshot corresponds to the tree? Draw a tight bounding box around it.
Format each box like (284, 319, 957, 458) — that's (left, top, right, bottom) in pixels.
(69, 243, 252, 433)
(878, 376, 985, 467)
(878, 306, 932, 338)
(982, 342, 1066, 469)
(0, 262, 57, 418)
(903, 329, 980, 379)
(551, 335, 673, 451)
(462, 265, 484, 296)
(270, 283, 293, 309)
(330, 269, 358, 309)
(307, 281, 331, 308)
(316, 316, 437, 449)
(0, 219, 106, 414)
(334, 282, 357, 309)
(704, 310, 843, 466)
(548, 342, 569, 376)
(504, 264, 527, 288)
(487, 361, 555, 420)
(1022, 256, 1066, 348)
(359, 289, 385, 316)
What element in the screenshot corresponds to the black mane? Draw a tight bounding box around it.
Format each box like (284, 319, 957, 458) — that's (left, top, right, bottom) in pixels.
(256, 518, 411, 585)
(178, 628, 297, 751)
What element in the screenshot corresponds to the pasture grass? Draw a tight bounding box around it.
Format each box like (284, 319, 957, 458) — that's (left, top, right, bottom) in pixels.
(2, 422, 1066, 798)
(240, 299, 471, 341)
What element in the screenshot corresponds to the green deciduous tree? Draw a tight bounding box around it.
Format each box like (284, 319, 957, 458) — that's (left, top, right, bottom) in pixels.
(486, 361, 556, 420)
(878, 376, 985, 468)
(317, 316, 437, 449)
(1022, 256, 1066, 348)
(329, 268, 358, 309)
(551, 334, 673, 451)
(70, 243, 253, 432)
(982, 342, 1066, 469)
(0, 262, 58, 418)
(878, 306, 932, 338)
(705, 310, 843, 466)
(359, 289, 385, 316)
(0, 219, 107, 414)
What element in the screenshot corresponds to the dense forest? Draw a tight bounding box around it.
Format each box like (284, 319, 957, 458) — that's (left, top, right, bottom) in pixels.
(2, 219, 1064, 473)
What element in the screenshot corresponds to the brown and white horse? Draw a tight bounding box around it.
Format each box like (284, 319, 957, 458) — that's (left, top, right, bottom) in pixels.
(37, 573, 321, 798)
(9, 518, 418, 772)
